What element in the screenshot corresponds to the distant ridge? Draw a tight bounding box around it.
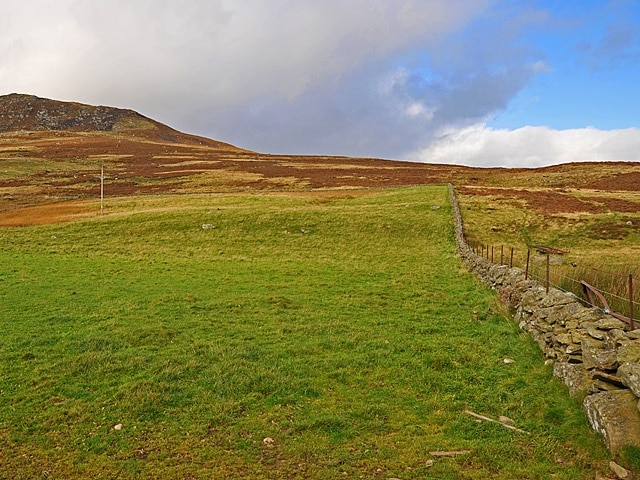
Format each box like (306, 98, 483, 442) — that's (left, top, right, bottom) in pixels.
(2, 92, 639, 226)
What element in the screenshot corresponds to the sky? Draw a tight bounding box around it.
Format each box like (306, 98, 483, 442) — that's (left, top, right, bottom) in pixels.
(1, 0, 639, 168)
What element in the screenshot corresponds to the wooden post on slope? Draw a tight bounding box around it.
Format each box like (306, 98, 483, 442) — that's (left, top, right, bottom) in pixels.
(100, 163, 104, 215)
(546, 254, 550, 294)
(630, 274, 635, 330)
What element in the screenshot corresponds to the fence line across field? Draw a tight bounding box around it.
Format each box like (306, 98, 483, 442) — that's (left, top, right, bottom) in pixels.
(468, 240, 638, 330)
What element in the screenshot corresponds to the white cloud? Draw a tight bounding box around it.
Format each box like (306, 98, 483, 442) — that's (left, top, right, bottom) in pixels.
(405, 101, 434, 120)
(409, 124, 640, 167)
(10, 1, 489, 115)
(0, 2, 87, 94)
(0, 0, 502, 157)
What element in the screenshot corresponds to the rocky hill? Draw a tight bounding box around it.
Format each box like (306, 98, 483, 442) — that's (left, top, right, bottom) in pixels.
(0, 93, 236, 148)
(0, 93, 162, 133)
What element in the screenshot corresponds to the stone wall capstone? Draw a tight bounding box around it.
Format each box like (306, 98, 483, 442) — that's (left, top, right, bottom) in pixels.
(448, 184, 640, 452)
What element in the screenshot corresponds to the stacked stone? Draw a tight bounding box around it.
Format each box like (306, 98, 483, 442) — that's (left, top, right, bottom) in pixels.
(448, 185, 640, 452)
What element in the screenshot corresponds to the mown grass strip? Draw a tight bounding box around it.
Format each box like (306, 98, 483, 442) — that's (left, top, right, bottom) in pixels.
(0, 186, 610, 478)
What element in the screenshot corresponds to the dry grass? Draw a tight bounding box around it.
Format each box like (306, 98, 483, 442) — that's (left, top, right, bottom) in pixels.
(457, 183, 640, 321)
(0, 200, 100, 227)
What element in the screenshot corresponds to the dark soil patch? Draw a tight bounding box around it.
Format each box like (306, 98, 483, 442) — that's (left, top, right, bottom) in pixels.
(582, 196, 640, 213)
(587, 172, 640, 191)
(457, 187, 604, 214)
(585, 219, 640, 240)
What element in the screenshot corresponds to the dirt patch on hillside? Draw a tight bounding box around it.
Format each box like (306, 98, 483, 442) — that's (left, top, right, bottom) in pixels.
(457, 187, 605, 215)
(587, 171, 640, 191)
(0, 201, 98, 227)
(584, 217, 640, 240)
(582, 196, 640, 213)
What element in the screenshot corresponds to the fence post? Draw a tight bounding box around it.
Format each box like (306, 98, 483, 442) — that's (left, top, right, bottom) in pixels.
(500, 245, 504, 265)
(510, 247, 514, 268)
(546, 254, 550, 294)
(630, 274, 635, 330)
(491, 246, 494, 263)
(525, 249, 530, 280)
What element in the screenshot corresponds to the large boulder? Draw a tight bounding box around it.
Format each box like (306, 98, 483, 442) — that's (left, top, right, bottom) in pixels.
(583, 390, 640, 452)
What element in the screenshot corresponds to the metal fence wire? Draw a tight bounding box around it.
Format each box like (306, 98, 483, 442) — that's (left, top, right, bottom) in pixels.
(467, 239, 639, 328)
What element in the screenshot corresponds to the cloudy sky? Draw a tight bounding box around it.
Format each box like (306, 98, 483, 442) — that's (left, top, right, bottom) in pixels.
(1, 1, 639, 167)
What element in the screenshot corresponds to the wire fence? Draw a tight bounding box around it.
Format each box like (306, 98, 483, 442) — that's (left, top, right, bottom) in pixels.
(466, 239, 639, 329)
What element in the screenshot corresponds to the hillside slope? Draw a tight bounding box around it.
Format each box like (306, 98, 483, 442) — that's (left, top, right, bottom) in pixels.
(0, 94, 460, 213)
(1, 94, 640, 226)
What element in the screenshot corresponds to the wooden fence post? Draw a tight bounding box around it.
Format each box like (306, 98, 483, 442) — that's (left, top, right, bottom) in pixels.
(630, 274, 635, 330)
(525, 249, 530, 280)
(546, 254, 550, 294)
(510, 247, 514, 268)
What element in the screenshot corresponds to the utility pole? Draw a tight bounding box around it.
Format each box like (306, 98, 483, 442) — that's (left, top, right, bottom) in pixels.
(100, 162, 104, 214)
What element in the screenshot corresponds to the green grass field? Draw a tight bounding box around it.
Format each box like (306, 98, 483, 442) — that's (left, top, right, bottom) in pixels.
(0, 186, 611, 478)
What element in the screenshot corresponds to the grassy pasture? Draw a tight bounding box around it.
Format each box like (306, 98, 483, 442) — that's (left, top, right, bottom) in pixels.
(0, 186, 610, 478)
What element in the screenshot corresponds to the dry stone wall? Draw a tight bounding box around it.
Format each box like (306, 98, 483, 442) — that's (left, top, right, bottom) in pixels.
(449, 185, 640, 452)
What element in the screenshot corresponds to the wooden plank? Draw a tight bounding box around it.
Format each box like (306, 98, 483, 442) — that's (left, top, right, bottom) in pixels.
(528, 244, 569, 255)
(429, 450, 472, 457)
(463, 410, 529, 434)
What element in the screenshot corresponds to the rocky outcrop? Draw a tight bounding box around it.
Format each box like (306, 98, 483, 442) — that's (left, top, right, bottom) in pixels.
(0, 93, 158, 132)
(449, 185, 640, 452)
